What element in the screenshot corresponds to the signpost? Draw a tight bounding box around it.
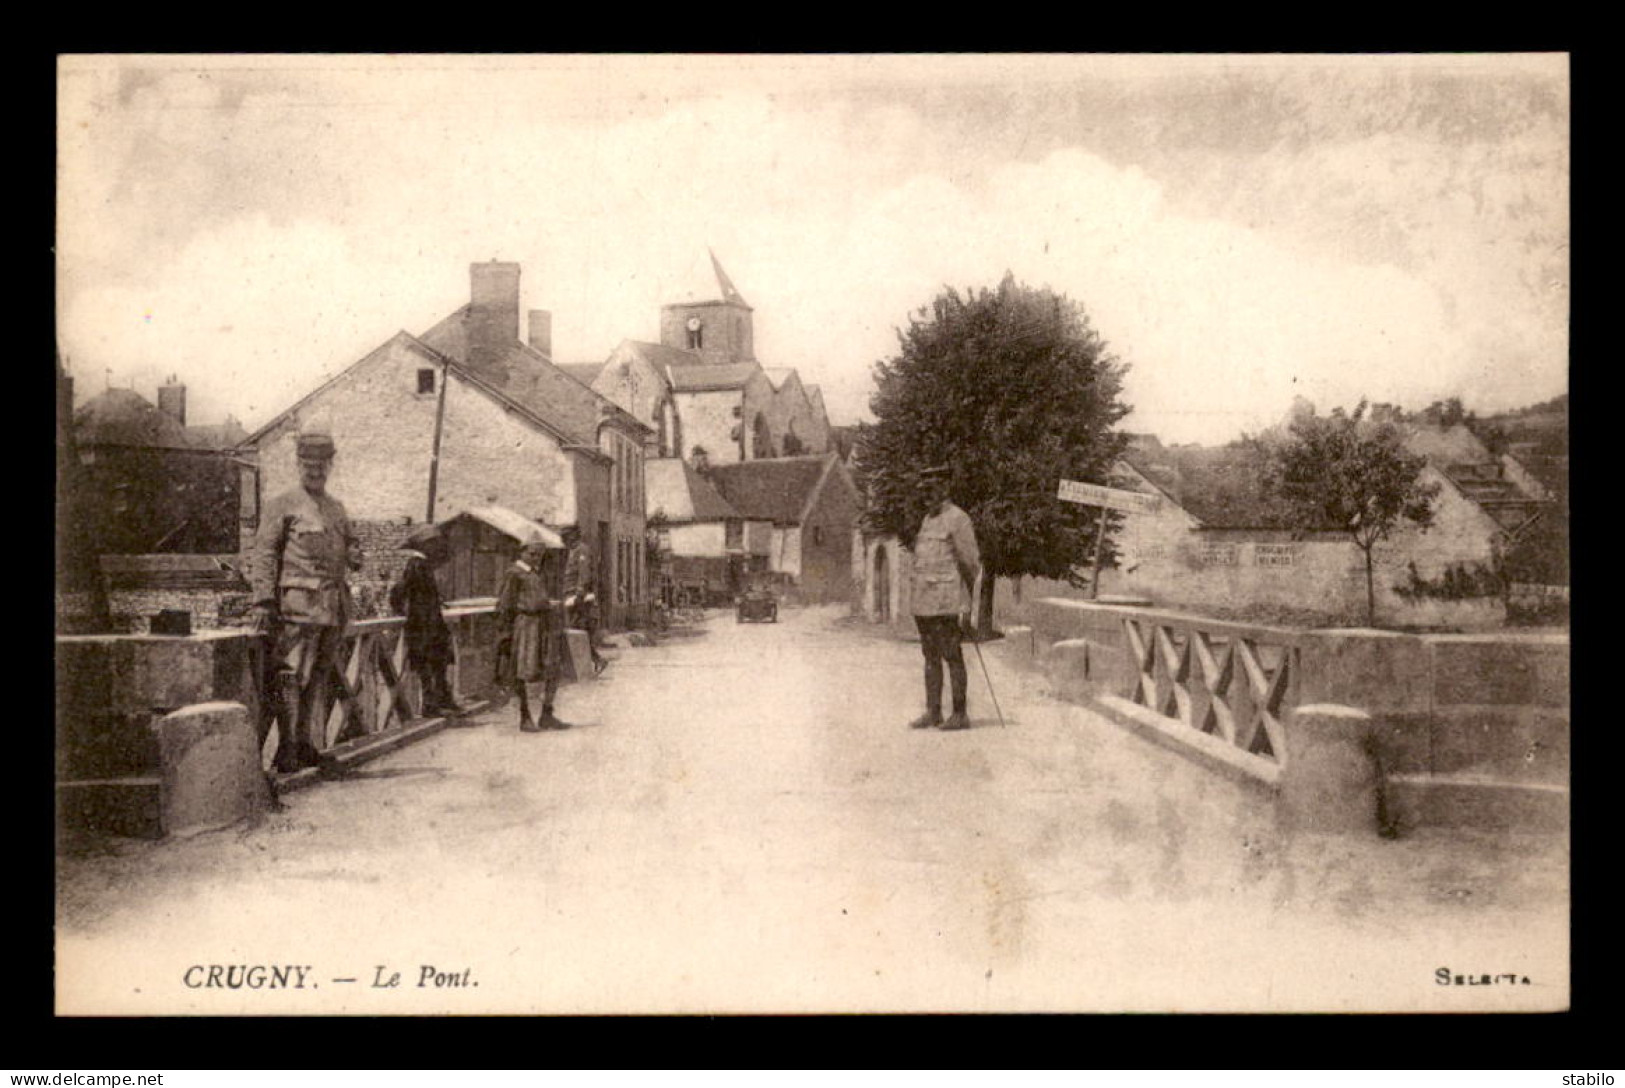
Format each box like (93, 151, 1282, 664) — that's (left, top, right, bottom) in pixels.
(1057, 479, 1163, 598)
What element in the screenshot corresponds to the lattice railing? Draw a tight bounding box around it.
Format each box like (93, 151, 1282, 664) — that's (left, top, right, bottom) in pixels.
(308, 604, 498, 756)
(1119, 613, 1302, 767)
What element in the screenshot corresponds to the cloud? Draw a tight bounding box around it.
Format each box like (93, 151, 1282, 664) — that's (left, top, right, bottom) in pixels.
(57, 58, 1567, 446)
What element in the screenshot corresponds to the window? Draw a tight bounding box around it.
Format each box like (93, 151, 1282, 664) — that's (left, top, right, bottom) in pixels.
(417, 368, 436, 395)
(812, 526, 824, 546)
(687, 327, 703, 350)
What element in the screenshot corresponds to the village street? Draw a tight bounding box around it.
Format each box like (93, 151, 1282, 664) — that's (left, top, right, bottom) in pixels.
(56, 606, 1568, 1015)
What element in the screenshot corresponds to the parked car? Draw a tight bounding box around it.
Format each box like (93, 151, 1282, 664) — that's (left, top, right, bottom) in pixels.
(736, 582, 778, 623)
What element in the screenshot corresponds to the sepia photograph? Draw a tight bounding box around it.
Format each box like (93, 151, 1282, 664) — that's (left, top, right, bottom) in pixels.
(54, 52, 1569, 1015)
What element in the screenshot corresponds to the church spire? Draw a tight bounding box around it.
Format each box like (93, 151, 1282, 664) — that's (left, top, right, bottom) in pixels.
(709, 247, 748, 308)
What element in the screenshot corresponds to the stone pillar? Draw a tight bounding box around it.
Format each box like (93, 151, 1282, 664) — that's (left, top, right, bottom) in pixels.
(1279, 704, 1381, 834)
(1042, 639, 1094, 705)
(151, 701, 272, 837)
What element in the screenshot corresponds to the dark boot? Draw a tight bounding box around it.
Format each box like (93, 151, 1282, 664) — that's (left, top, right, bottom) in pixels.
(908, 711, 942, 730)
(539, 709, 574, 731)
(272, 674, 310, 772)
(516, 683, 541, 732)
(425, 675, 468, 717)
(940, 711, 971, 731)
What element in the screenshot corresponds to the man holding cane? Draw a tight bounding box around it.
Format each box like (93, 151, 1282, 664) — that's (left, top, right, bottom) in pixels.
(906, 464, 980, 732)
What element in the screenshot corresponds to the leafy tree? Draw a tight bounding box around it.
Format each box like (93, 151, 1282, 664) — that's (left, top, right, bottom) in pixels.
(1262, 400, 1441, 626)
(854, 273, 1131, 635)
(1419, 395, 1478, 431)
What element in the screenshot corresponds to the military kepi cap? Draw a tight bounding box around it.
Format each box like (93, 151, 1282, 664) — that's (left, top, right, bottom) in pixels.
(296, 418, 336, 459)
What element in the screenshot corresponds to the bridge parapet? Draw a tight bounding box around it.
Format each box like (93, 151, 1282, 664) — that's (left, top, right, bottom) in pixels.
(57, 601, 500, 838)
(1034, 598, 1569, 834)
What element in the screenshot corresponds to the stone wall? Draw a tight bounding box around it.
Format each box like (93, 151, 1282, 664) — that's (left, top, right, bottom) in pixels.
(799, 465, 860, 604)
(860, 536, 914, 623)
(740, 370, 778, 459)
(676, 389, 745, 465)
(594, 345, 667, 443)
(766, 374, 827, 456)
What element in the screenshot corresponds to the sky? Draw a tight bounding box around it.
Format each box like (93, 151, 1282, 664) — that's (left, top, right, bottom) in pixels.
(56, 54, 1569, 446)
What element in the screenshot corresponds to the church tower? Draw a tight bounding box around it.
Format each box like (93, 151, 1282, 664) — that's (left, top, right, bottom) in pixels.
(659, 249, 755, 365)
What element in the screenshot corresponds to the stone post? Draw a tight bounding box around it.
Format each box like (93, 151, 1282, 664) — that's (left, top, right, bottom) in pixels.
(1278, 704, 1382, 834)
(151, 701, 273, 837)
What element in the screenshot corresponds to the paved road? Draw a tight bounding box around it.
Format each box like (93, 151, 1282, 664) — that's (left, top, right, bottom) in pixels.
(57, 606, 1568, 1013)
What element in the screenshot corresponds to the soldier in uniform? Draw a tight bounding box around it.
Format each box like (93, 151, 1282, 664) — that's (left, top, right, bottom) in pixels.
(389, 524, 468, 718)
(249, 420, 364, 771)
(907, 464, 980, 732)
(560, 525, 608, 676)
(495, 535, 574, 732)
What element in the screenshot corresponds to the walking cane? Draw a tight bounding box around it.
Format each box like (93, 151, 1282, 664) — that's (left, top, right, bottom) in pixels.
(969, 636, 1007, 728)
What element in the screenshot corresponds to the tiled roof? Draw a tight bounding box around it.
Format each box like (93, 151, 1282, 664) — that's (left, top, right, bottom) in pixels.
(1129, 430, 1552, 533)
(418, 305, 472, 362)
(705, 454, 834, 524)
(557, 363, 605, 386)
(444, 505, 564, 549)
(667, 363, 761, 392)
(1509, 451, 1568, 500)
(1402, 423, 1489, 465)
(624, 340, 708, 371)
(645, 458, 740, 523)
(420, 308, 647, 445)
(663, 363, 757, 394)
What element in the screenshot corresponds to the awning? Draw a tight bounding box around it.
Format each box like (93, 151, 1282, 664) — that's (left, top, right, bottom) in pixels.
(441, 505, 566, 549)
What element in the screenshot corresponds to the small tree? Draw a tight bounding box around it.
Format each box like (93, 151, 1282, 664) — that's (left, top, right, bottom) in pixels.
(854, 274, 1131, 635)
(1263, 400, 1440, 626)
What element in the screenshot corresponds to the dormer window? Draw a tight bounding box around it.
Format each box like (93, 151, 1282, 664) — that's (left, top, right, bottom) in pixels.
(417, 368, 436, 395)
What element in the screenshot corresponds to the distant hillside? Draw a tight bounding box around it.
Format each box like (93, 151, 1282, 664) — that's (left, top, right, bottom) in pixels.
(1478, 393, 1567, 460)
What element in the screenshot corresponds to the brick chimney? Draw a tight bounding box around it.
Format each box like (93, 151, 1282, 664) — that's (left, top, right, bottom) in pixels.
(528, 309, 552, 359)
(158, 374, 186, 427)
(468, 261, 521, 384)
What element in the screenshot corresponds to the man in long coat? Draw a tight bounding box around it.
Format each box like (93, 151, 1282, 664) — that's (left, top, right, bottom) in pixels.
(495, 536, 573, 732)
(389, 526, 467, 717)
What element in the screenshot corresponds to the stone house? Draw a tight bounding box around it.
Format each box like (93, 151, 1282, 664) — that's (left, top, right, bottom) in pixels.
(644, 457, 770, 602)
(1101, 428, 1549, 624)
(704, 453, 861, 604)
(241, 262, 653, 629)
